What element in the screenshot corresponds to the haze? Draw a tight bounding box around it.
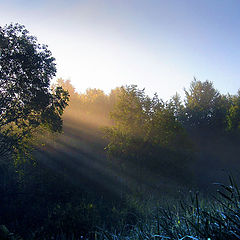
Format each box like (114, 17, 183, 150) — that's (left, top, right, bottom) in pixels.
(1, 0, 240, 99)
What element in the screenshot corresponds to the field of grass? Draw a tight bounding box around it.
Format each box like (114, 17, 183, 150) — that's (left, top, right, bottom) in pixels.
(1, 175, 240, 240)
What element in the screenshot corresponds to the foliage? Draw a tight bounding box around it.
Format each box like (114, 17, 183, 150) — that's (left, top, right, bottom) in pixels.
(226, 90, 240, 134)
(57, 79, 113, 126)
(104, 85, 190, 152)
(0, 23, 69, 160)
(183, 79, 222, 129)
(99, 176, 240, 240)
(103, 85, 193, 188)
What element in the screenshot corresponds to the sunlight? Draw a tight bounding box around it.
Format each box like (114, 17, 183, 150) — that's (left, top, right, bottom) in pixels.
(1, 1, 240, 238)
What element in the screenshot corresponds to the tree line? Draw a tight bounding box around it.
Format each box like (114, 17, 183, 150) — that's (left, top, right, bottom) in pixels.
(58, 78, 240, 191)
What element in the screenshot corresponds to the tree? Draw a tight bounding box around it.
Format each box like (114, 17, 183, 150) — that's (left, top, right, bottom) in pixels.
(168, 92, 185, 122)
(109, 85, 148, 135)
(57, 79, 113, 126)
(0, 23, 69, 159)
(183, 79, 222, 129)
(105, 85, 189, 155)
(226, 90, 240, 134)
(103, 85, 192, 188)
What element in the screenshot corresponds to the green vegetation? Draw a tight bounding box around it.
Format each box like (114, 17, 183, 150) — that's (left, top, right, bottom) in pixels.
(98, 176, 240, 240)
(0, 23, 69, 162)
(1, 23, 240, 239)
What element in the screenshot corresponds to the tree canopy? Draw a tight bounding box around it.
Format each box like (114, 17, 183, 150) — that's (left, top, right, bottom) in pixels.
(0, 23, 69, 159)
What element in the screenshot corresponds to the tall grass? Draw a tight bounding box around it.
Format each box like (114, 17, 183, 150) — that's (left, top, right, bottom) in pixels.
(100, 175, 240, 240)
(2, 176, 240, 240)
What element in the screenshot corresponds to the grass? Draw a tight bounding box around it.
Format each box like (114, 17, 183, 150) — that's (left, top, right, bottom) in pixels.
(99, 175, 240, 240)
(2, 175, 240, 240)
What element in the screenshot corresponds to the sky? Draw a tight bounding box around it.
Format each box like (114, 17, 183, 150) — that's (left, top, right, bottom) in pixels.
(1, 0, 240, 100)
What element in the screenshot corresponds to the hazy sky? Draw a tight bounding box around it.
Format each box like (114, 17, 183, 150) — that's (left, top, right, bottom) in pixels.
(1, 0, 240, 99)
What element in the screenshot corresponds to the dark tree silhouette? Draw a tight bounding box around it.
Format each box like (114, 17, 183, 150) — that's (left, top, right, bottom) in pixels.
(0, 23, 69, 159)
